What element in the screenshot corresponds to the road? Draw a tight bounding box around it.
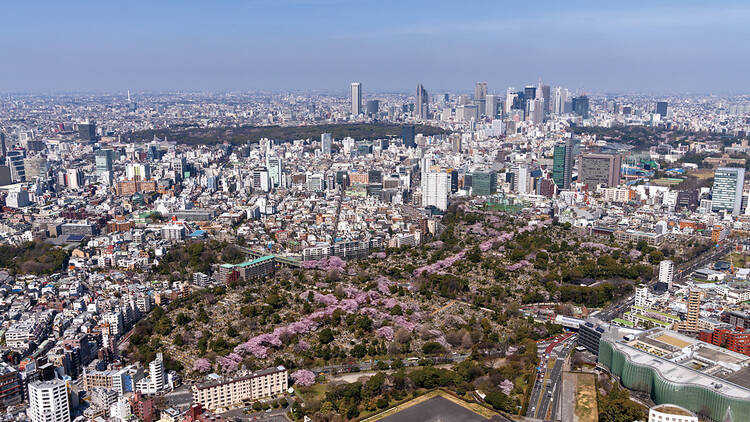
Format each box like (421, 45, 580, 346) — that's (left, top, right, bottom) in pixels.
(525, 334, 576, 421)
(310, 353, 471, 375)
(674, 241, 734, 282)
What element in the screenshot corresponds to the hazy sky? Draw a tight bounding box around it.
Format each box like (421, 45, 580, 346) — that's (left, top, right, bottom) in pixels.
(1, 1, 749, 94)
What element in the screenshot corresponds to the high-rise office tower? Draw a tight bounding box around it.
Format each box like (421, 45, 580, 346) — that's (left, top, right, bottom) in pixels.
(421, 171, 449, 211)
(252, 168, 271, 192)
(266, 156, 283, 188)
(66, 168, 84, 190)
(471, 171, 497, 196)
(541, 84, 551, 114)
(402, 125, 416, 148)
(474, 82, 487, 101)
(126, 163, 151, 181)
(505, 88, 517, 114)
(530, 98, 545, 125)
(512, 165, 530, 194)
(659, 260, 674, 290)
(573, 96, 590, 118)
(78, 121, 97, 141)
(711, 167, 745, 215)
(28, 379, 71, 422)
(416, 84, 429, 119)
(321, 133, 332, 155)
(365, 100, 379, 116)
(6, 150, 25, 182)
(656, 101, 668, 118)
(0, 132, 6, 157)
(577, 153, 622, 188)
(95, 149, 114, 174)
(351, 82, 362, 115)
(552, 87, 568, 115)
(24, 157, 48, 180)
(552, 139, 574, 189)
(474, 82, 488, 116)
(485, 94, 498, 119)
(523, 85, 536, 112)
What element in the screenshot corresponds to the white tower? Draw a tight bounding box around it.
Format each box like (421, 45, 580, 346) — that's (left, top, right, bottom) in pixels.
(28, 379, 70, 422)
(659, 260, 674, 290)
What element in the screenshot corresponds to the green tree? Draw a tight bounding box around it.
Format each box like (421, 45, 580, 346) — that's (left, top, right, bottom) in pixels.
(319, 328, 334, 344)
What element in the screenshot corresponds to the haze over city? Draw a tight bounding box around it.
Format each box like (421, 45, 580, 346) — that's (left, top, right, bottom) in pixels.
(2, 1, 750, 93)
(3, 3, 750, 422)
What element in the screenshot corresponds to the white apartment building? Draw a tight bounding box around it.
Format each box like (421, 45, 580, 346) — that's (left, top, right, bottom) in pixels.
(136, 353, 166, 394)
(28, 379, 70, 422)
(634, 285, 652, 308)
(192, 366, 288, 411)
(421, 171, 449, 211)
(658, 260, 674, 288)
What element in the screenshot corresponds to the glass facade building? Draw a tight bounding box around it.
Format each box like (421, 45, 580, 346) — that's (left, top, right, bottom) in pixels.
(599, 339, 750, 422)
(711, 167, 745, 215)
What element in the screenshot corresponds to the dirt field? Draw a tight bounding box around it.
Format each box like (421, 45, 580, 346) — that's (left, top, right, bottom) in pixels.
(575, 373, 598, 422)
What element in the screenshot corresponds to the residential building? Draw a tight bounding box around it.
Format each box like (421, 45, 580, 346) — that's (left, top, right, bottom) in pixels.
(28, 379, 70, 422)
(191, 366, 288, 411)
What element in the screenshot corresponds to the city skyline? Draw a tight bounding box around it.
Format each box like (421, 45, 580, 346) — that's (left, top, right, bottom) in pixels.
(1, 1, 750, 94)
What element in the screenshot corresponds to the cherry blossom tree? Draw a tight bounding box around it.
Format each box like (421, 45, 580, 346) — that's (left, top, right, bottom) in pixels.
(193, 358, 212, 373)
(291, 369, 316, 386)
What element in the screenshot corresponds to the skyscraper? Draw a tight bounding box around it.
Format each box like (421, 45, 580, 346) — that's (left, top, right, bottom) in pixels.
(523, 85, 536, 112)
(365, 100, 379, 116)
(402, 125, 416, 148)
(416, 84, 429, 119)
(474, 82, 487, 116)
(577, 153, 622, 188)
(656, 101, 668, 118)
(474, 82, 487, 101)
(78, 121, 97, 141)
(552, 87, 568, 115)
(320, 133, 332, 155)
(512, 165, 530, 194)
(573, 96, 590, 118)
(471, 171, 497, 196)
(505, 88, 517, 114)
(711, 167, 745, 215)
(0, 132, 6, 157)
(421, 171, 449, 211)
(95, 149, 114, 174)
(28, 379, 71, 422)
(267, 156, 283, 188)
(485, 94, 498, 119)
(530, 98, 545, 125)
(6, 150, 25, 182)
(541, 84, 551, 116)
(351, 82, 362, 115)
(552, 139, 574, 189)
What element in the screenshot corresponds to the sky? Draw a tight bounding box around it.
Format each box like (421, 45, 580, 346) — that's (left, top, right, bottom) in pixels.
(1, 0, 749, 94)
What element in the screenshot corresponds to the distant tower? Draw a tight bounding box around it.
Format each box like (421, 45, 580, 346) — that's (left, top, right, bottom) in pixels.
(351, 82, 362, 115)
(416, 84, 429, 119)
(656, 101, 668, 118)
(321, 133, 332, 155)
